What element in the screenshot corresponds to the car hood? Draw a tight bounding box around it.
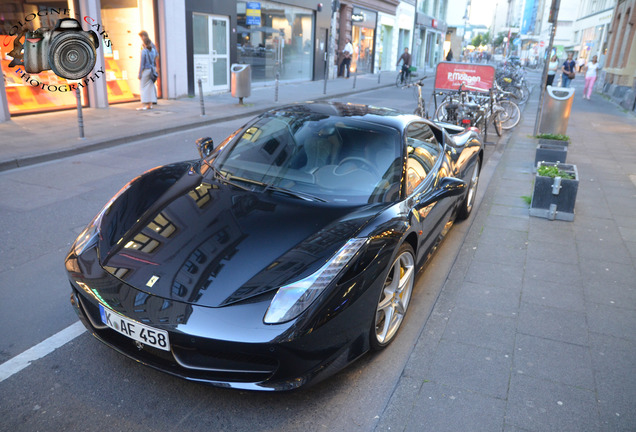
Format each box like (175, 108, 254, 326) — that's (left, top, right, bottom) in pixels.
(95, 163, 387, 308)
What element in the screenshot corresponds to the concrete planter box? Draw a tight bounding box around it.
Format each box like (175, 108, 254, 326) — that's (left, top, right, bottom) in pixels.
(530, 162, 579, 221)
(535, 143, 568, 166)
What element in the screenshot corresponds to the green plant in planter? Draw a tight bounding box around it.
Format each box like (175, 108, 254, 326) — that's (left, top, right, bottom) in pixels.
(536, 133, 570, 141)
(537, 165, 575, 179)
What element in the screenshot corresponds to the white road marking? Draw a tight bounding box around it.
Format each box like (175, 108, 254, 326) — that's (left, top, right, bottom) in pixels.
(0, 321, 85, 383)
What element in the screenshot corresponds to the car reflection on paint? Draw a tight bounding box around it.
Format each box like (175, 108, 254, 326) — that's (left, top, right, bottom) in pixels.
(66, 102, 483, 391)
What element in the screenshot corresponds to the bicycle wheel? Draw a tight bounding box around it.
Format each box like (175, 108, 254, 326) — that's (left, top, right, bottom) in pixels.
(518, 86, 530, 104)
(493, 111, 503, 136)
(434, 100, 458, 123)
(413, 105, 427, 118)
(395, 72, 403, 88)
(499, 99, 521, 129)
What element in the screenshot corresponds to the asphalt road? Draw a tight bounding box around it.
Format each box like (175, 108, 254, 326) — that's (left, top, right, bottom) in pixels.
(0, 86, 503, 432)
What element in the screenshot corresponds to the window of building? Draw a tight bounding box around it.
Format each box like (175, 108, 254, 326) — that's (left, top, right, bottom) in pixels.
(1, 1, 88, 114)
(237, 1, 314, 83)
(100, 0, 158, 103)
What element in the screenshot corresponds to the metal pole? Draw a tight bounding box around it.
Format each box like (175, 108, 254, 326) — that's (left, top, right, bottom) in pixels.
(75, 86, 85, 139)
(323, 42, 329, 95)
(353, 50, 358, 89)
(198, 79, 205, 116)
(275, 63, 280, 102)
(378, 66, 381, 83)
(534, 0, 560, 136)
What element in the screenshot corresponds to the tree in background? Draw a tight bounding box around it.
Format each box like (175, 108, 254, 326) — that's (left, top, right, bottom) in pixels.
(471, 34, 482, 47)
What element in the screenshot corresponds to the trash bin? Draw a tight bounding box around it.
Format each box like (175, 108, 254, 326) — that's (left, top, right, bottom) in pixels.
(231, 64, 251, 104)
(539, 85, 575, 135)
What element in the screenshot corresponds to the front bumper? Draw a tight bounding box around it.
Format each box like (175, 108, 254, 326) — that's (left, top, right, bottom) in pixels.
(69, 273, 376, 391)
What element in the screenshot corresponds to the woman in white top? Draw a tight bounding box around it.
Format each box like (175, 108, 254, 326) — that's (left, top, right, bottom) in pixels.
(583, 55, 600, 100)
(547, 55, 559, 87)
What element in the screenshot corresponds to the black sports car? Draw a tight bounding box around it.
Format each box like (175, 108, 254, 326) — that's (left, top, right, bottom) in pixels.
(66, 102, 483, 391)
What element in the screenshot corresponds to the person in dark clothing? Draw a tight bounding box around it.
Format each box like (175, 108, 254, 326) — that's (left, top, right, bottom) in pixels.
(396, 48, 412, 84)
(446, 49, 453, 61)
(338, 39, 353, 78)
(561, 52, 576, 88)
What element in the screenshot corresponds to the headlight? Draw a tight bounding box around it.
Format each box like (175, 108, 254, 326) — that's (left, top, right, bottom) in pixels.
(73, 184, 131, 256)
(264, 238, 367, 324)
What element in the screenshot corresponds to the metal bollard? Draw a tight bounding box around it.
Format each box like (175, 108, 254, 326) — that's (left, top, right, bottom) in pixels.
(275, 67, 280, 102)
(75, 87, 85, 139)
(353, 66, 357, 89)
(198, 79, 205, 116)
(378, 67, 381, 84)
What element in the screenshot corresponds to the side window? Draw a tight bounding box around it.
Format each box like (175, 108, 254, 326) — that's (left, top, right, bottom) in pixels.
(405, 123, 443, 195)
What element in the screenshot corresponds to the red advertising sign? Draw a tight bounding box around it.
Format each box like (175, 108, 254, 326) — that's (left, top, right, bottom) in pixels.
(434, 62, 496, 93)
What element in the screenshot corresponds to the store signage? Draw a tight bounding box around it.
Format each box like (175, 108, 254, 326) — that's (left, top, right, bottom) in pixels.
(434, 62, 495, 93)
(246, 2, 262, 26)
(352, 13, 365, 22)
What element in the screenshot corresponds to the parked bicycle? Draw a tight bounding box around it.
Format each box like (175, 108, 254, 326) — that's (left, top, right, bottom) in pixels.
(404, 76, 429, 118)
(433, 83, 505, 139)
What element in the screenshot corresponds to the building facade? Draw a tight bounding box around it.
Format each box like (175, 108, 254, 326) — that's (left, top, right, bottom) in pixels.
(1, 0, 451, 122)
(601, 0, 636, 111)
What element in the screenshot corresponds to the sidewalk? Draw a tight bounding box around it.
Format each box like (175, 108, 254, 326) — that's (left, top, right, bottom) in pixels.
(0, 72, 397, 172)
(376, 78, 636, 430)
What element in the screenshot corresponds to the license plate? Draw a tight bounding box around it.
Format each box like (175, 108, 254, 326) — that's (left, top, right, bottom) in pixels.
(99, 304, 170, 351)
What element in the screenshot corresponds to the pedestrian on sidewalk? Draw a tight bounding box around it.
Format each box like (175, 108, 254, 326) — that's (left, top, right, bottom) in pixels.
(577, 56, 586, 72)
(338, 39, 353, 78)
(137, 31, 158, 111)
(583, 55, 600, 100)
(547, 54, 559, 87)
(561, 52, 576, 88)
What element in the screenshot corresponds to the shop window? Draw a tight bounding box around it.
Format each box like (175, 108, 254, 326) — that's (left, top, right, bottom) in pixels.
(1, 1, 88, 114)
(100, 0, 158, 103)
(236, 1, 314, 83)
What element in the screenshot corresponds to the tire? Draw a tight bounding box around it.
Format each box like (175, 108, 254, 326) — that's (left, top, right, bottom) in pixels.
(518, 86, 530, 104)
(370, 243, 416, 350)
(413, 105, 426, 118)
(493, 110, 503, 136)
(457, 156, 481, 220)
(499, 100, 521, 130)
(395, 72, 402, 88)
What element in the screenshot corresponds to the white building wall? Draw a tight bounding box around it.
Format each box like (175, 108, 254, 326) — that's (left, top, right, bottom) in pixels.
(395, 1, 416, 68)
(375, 12, 398, 73)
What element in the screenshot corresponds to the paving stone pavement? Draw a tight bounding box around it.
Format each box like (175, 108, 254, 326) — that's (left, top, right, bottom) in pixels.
(376, 80, 636, 431)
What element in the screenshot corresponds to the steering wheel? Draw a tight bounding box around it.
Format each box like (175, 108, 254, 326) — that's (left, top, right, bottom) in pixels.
(334, 157, 380, 177)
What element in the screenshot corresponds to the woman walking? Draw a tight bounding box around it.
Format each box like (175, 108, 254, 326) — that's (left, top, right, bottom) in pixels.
(546, 54, 558, 87)
(137, 31, 158, 111)
(583, 55, 600, 100)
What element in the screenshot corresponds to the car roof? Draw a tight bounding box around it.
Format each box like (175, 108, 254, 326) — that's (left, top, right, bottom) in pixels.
(267, 101, 425, 131)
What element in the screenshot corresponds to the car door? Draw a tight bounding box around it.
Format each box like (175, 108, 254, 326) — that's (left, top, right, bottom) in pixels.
(404, 122, 456, 263)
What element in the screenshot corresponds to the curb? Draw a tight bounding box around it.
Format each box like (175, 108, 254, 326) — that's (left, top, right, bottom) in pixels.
(0, 82, 395, 173)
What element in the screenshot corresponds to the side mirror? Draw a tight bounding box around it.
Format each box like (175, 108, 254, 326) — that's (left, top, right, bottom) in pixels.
(437, 177, 467, 198)
(196, 137, 215, 158)
(419, 177, 466, 207)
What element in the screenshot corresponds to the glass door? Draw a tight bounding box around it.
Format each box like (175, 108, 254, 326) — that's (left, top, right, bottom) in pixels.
(193, 14, 229, 93)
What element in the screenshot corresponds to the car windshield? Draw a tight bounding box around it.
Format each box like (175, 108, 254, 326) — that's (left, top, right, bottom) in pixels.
(212, 111, 403, 204)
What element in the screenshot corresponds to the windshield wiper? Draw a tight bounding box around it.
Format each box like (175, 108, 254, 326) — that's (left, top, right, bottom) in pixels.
(264, 184, 327, 202)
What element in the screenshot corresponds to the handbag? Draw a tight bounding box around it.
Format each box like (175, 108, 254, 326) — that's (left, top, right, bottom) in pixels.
(150, 68, 158, 82)
(568, 71, 576, 79)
